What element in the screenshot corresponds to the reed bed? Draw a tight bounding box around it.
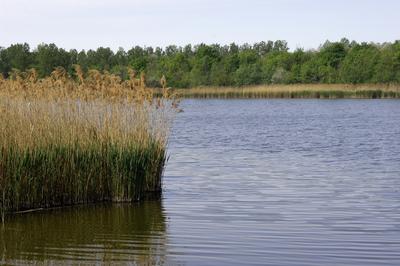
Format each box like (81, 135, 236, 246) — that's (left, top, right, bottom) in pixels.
(0, 67, 177, 221)
(173, 84, 400, 99)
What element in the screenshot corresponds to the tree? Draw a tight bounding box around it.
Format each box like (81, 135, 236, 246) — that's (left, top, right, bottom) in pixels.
(189, 44, 221, 86)
(1, 43, 32, 75)
(127, 46, 148, 72)
(85, 47, 115, 71)
(320, 42, 346, 69)
(373, 42, 400, 83)
(234, 63, 263, 86)
(272, 40, 289, 52)
(34, 43, 72, 77)
(340, 44, 380, 83)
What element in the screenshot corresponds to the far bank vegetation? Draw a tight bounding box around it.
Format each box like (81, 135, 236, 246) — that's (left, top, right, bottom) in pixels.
(1, 39, 400, 89)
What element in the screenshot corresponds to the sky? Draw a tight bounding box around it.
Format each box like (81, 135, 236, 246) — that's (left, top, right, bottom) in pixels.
(0, 0, 399, 51)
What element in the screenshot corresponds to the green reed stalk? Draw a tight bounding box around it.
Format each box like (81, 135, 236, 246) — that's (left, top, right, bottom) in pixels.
(0, 142, 165, 216)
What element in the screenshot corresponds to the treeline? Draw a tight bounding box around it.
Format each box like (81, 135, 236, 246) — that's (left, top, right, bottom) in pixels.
(1, 39, 399, 87)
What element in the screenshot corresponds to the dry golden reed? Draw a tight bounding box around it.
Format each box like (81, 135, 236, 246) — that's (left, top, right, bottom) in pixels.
(173, 84, 400, 99)
(0, 66, 177, 221)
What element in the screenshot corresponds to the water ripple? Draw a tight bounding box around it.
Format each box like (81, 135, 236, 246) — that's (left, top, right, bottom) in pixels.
(164, 99, 400, 265)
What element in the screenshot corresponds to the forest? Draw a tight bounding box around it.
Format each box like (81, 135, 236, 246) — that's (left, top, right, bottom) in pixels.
(1, 39, 399, 88)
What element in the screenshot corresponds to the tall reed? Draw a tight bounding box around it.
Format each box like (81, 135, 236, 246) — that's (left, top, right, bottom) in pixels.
(0, 67, 177, 221)
(172, 84, 400, 99)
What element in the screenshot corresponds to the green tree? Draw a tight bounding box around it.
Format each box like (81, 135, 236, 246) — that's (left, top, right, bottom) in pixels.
(1, 43, 33, 75)
(189, 44, 221, 86)
(34, 43, 72, 77)
(339, 44, 380, 83)
(127, 46, 148, 72)
(373, 42, 400, 82)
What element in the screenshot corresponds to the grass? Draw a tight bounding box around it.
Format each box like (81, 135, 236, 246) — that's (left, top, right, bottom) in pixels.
(171, 84, 400, 99)
(0, 67, 177, 221)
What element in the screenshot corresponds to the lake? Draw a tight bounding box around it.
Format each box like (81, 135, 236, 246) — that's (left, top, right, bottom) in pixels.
(1, 99, 400, 265)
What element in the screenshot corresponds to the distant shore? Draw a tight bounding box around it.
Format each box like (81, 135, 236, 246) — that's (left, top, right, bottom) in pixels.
(168, 84, 400, 99)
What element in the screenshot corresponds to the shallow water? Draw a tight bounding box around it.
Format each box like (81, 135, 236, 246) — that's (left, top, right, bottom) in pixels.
(2, 99, 400, 265)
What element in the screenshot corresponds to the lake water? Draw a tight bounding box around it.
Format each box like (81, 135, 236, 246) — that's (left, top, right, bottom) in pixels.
(1, 99, 400, 265)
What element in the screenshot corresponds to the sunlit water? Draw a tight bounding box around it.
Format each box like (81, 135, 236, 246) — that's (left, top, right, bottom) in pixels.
(1, 99, 400, 265)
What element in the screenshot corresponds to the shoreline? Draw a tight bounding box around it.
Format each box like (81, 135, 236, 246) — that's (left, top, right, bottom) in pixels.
(167, 84, 400, 99)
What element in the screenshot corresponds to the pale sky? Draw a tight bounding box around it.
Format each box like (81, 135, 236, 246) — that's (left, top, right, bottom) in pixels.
(0, 0, 399, 51)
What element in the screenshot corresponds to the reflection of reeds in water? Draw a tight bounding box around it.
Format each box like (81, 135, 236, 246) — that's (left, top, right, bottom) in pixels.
(173, 84, 400, 99)
(0, 202, 168, 265)
(0, 67, 178, 221)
